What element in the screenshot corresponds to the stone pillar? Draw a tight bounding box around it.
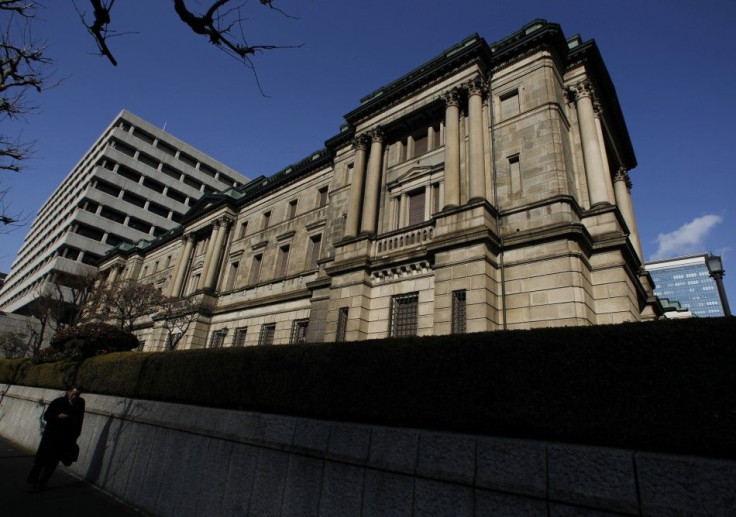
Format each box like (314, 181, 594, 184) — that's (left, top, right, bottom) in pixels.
(613, 168, 643, 261)
(467, 76, 487, 202)
(572, 80, 610, 207)
(443, 88, 461, 209)
(203, 217, 231, 290)
(345, 136, 368, 238)
(170, 234, 195, 297)
(107, 264, 123, 284)
(360, 127, 384, 234)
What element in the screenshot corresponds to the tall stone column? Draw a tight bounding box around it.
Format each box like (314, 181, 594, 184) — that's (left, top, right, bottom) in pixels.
(613, 168, 643, 261)
(360, 127, 384, 234)
(345, 136, 368, 238)
(572, 80, 610, 207)
(198, 226, 220, 290)
(203, 217, 231, 290)
(467, 77, 487, 202)
(170, 234, 195, 297)
(107, 263, 123, 284)
(443, 88, 461, 209)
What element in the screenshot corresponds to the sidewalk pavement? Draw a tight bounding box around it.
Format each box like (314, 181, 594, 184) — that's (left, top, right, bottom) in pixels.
(0, 435, 144, 516)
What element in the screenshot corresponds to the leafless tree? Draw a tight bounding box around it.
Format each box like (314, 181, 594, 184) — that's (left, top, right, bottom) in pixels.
(0, 328, 28, 357)
(74, 0, 300, 93)
(99, 278, 165, 333)
(158, 295, 200, 351)
(0, 1, 55, 226)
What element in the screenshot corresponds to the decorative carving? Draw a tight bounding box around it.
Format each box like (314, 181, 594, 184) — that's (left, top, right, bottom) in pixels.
(368, 126, 384, 143)
(466, 75, 487, 97)
(443, 88, 461, 108)
(614, 167, 632, 190)
(217, 215, 234, 228)
(352, 134, 368, 152)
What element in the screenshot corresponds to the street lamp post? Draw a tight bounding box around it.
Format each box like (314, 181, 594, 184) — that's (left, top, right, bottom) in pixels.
(706, 254, 731, 317)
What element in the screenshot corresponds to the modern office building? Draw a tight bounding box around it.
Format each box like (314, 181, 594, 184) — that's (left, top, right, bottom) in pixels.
(99, 19, 661, 350)
(0, 110, 248, 314)
(645, 253, 729, 317)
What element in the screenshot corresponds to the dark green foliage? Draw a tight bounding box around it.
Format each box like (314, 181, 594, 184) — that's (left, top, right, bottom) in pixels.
(11, 360, 79, 390)
(47, 322, 139, 361)
(0, 358, 28, 384)
(1, 318, 734, 458)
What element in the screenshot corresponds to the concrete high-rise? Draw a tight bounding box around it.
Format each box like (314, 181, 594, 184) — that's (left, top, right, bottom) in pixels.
(0, 110, 248, 314)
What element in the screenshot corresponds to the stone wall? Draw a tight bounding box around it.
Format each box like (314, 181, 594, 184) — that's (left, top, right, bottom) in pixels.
(3, 385, 732, 516)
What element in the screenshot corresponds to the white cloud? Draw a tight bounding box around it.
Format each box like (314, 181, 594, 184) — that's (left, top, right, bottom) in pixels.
(651, 214, 723, 260)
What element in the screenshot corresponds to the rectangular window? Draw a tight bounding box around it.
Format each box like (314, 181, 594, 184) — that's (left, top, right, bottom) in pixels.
(509, 155, 521, 194)
(116, 165, 141, 183)
(336, 307, 349, 342)
(258, 323, 276, 346)
(408, 189, 425, 226)
(451, 289, 467, 334)
(209, 329, 227, 348)
(432, 183, 441, 214)
(249, 254, 262, 284)
(288, 199, 298, 219)
(389, 292, 419, 337)
(412, 132, 428, 157)
(138, 153, 159, 170)
(161, 164, 182, 180)
(290, 319, 309, 344)
(308, 234, 322, 270)
(226, 261, 239, 290)
(233, 327, 247, 347)
(122, 191, 146, 208)
(276, 245, 290, 278)
(156, 140, 177, 157)
(317, 186, 328, 208)
(262, 211, 271, 230)
(142, 177, 165, 193)
(239, 221, 248, 239)
(500, 89, 520, 119)
(100, 207, 126, 224)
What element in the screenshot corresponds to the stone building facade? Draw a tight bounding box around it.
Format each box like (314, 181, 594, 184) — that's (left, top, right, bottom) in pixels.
(98, 20, 660, 350)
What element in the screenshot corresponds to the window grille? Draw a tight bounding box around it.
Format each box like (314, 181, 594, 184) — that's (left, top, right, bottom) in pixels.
(233, 327, 247, 347)
(209, 329, 227, 348)
(452, 289, 467, 334)
(336, 307, 349, 342)
(408, 189, 425, 226)
(290, 319, 309, 344)
(389, 292, 419, 337)
(258, 324, 276, 346)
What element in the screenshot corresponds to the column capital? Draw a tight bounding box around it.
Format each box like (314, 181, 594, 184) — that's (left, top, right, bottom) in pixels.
(466, 75, 488, 97)
(112, 263, 124, 272)
(216, 215, 234, 228)
(368, 126, 384, 143)
(567, 79, 597, 103)
(352, 134, 369, 152)
(614, 167, 632, 190)
(443, 88, 461, 108)
(182, 233, 196, 243)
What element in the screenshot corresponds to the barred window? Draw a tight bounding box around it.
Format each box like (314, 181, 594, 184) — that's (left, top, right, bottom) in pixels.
(258, 323, 276, 346)
(209, 329, 227, 348)
(336, 307, 349, 342)
(389, 292, 419, 337)
(290, 319, 309, 344)
(451, 289, 467, 334)
(233, 327, 247, 347)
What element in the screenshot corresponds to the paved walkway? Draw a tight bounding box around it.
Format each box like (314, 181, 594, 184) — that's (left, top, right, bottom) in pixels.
(0, 435, 144, 516)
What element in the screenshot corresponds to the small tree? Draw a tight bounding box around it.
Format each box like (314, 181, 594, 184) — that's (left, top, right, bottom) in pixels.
(99, 279, 165, 333)
(159, 296, 200, 351)
(0, 328, 28, 358)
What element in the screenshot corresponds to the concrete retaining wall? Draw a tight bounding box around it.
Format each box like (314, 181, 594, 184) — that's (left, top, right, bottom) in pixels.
(1, 384, 733, 516)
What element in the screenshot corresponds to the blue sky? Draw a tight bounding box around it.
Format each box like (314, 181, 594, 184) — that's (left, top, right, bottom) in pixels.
(2, 1, 734, 303)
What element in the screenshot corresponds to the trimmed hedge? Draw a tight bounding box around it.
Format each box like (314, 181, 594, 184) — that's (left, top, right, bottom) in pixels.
(3, 318, 735, 458)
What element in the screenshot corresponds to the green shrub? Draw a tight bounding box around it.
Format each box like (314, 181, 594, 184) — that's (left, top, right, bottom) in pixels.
(12, 360, 79, 390)
(46, 322, 139, 361)
(76, 352, 154, 397)
(0, 358, 29, 384)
